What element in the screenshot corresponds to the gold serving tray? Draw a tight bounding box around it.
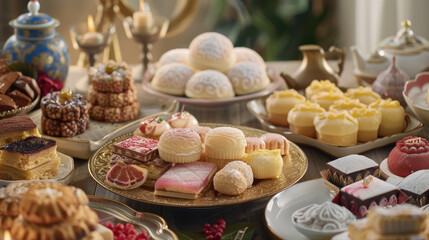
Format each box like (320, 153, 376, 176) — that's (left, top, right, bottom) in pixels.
(88, 123, 308, 207)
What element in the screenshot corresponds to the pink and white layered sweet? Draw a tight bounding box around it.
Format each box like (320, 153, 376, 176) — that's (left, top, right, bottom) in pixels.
(113, 136, 159, 162)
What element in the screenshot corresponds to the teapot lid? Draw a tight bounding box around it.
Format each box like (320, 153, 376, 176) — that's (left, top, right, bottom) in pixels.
(10, 0, 59, 29)
(379, 20, 429, 55)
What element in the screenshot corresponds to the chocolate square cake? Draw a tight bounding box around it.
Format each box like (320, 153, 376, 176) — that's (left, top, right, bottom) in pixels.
(398, 170, 429, 207)
(326, 154, 380, 187)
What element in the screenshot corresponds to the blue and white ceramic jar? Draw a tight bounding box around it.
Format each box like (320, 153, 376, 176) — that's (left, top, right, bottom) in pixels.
(3, 0, 69, 81)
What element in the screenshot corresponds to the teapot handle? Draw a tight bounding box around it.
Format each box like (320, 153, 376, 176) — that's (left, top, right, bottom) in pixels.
(324, 46, 346, 76)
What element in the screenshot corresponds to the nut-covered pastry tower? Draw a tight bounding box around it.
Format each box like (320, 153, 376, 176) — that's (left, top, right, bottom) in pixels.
(88, 61, 139, 122)
(41, 88, 89, 137)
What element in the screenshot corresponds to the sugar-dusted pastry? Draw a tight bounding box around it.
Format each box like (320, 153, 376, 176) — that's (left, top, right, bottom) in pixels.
(350, 107, 382, 142)
(265, 89, 306, 127)
(245, 137, 265, 153)
(222, 161, 253, 188)
(168, 109, 199, 128)
(106, 161, 148, 190)
(204, 127, 246, 169)
(0, 115, 40, 147)
(187, 32, 236, 72)
(157, 48, 189, 67)
(329, 98, 366, 112)
(234, 47, 266, 68)
(158, 128, 202, 163)
(310, 91, 347, 110)
(314, 110, 358, 146)
(287, 101, 325, 138)
(260, 133, 289, 156)
(226, 62, 270, 95)
(369, 98, 405, 136)
(189, 126, 212, 143)
(154, 161, 217, 199)
(133, 117, 171, 140)
(387, 136, 429, 178)
(88, 60, 132, 93)
(243, 149, 283, 179)
(345, 86, 381, 105)
(0, 137, 60, 180)
(326, 154, 380, 187)
(213, 169, 247, 195)
(151, 63, 194, 96)
(112, 136, 159, 162)
(185, 70, 234, 99)
(305, 79, 342, 99)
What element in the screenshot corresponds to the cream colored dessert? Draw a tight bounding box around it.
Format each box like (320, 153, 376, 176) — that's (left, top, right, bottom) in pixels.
(213, 169, 247, 195)
(292, 202, 355, 231)
(243, 149, 283, 179)
(185, 70, 234, 99)
(245, 137, 266, 153)
(287, 101, 325, 138)
(157, 48, 189, 67)
(265, 89, 306, 127)
(310, 91, 347, 110)
(350, 107, 382, 142)
(305, 80, 342, 99)
(222, 161, 253, 188)
(369, 98, 405, 137)
(133, 117, 171, 140)
(168, 111, 199, 128)
(226, 62, 270, 95)
(345, 86, 381, 105)
(233, 47, 266, 68)
(329, 98, 366, 112)
(314, 110, 359, 146)
(151, 63, 194, 96)
(260, 133, 289, 156)
(187, 32, 236, 72)
(158, 128, 202, 163)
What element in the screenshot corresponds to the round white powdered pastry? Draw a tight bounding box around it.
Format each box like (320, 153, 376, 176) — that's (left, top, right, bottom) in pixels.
(213, 169, 248, 195)
(151, 63, 194, 96)
(157, 48, 189, 67)
(234, 47, 266, 68)
(187, 32, 236, 72)
(185, 70, 235, 99)
(226, 62, 270, 95)
(223, 161, 253, 188)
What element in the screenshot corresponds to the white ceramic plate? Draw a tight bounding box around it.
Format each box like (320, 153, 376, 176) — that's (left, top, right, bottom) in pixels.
(0, 152, 74, 187)
(248, 98, 424, 157)
(265, 179, 333, 240)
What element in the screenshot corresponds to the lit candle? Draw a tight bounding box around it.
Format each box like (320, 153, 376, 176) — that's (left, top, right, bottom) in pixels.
(3, 230, 11, 240)
(132, 0, 153, 30)
(80, 15, 104, 46)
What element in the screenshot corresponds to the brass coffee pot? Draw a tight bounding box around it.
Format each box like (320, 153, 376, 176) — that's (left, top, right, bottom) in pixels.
(281, 45, 345, 90)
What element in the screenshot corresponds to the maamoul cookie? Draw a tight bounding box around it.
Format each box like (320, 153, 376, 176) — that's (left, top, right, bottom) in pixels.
(88, 60, 132, 93)
(42, 117, 89, 137)
(287, 101, 325, 138)
(350, 107, 382, 142)
(222, 161, 253, 188)
(213, 169, 247, 195)
(233, 47, 266, 68)
(187, 32, 236, 72)
(245, 137, 266, 153)
(87, 86, 137, 107)
(185, 70, 234, 99)
(266, 89, 306, 127)
(151, 63, 194, 96)
(243, 149, 283, 179)
(157, 48, 189, 67)
(305, 79, 342, 99)
(314, 110, 358, 146)
(226, 62, 270, 95)
(369, 98, 405, 137)
(89, 101, 139, 123)
(260, 133, 289, 156)
(158, 128, 202, 163)
(345, 86, 381, 105)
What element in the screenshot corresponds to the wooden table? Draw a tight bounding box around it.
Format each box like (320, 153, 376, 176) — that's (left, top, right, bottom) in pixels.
(66, 60, 422, 240)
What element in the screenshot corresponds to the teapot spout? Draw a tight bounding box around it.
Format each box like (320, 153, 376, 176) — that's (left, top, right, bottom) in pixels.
(350, 46, 368, 74)
(280, 72, 297, 89)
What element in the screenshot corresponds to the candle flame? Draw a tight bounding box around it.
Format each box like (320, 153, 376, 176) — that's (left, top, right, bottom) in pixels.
(139, 0, 145, 12)
(4, 231, 11, 240)
(87, 14, 96, 32)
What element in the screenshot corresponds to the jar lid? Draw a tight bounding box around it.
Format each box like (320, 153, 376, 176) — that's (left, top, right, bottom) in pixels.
(10, 0, 59, 29)
(379, 20, 429, 55)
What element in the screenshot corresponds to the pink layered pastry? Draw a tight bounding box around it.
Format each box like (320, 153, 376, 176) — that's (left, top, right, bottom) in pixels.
(333, 176, 408, 218)
(168, 111, 198, 128)
(387, 136, 429, 177)
(154, 161, 217, 199)
(112, 136, 159, 162)
(106, 161, 148, 190)
(134, 117, 171, 140)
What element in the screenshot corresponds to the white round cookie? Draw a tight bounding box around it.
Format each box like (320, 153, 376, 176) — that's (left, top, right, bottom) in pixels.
(187, 32, 236, 72)
(157, 48, 189, 68)
(234, 47, 266, 68)
(226, 61, 270, 95)
(151, 63, 194, 96)
(185, 70, 235, 99)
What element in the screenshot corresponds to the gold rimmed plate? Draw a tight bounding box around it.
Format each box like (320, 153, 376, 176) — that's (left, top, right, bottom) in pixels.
(88, 123, 308, 208)
(247, 98, 424, 158)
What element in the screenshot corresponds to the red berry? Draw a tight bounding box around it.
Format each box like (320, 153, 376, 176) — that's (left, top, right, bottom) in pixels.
(118, 233, 126, 240)
(125, 223, 135, 230)
(206, 235, 214, 240)
(219, 223, 226, 229)
(215, 232, 222, 240)
(115, 223, 125, 231)
(218, 229, 224, 234)
(105, 222, 115, 230)
(216, 219, 226, 225)
(204, 223, 211, 228)
(203, 229, 210, 235)
(137, 231, 148, 239)
(127, 228, 137, 236)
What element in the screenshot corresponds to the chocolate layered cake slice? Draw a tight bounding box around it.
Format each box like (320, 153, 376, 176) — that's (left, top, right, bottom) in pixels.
(112, 136, 159, 162)
(0, 116, 40, 147)
(326, 154, 380, 187)
(398, 170, 429, 207)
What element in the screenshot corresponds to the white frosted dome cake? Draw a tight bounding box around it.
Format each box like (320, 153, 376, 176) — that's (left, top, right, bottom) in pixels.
(187, 32, 236, 72)
(151, 63, 194, 96)
(185, 70, 234, 99)
(157, 48, 189, 67)
(226, 62, 270, 95)
(234, 47, 266, 68)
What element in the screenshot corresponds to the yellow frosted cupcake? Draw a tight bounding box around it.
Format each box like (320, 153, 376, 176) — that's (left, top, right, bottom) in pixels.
(305, 80, 342, 99)
(314, 109, 359, 146)
(287, 101, 325, 138)
(329, 98, 366, 112)
(310, 91, 347, 110)
(350, 107, 382, 142)
(243, 149, 283, 179)
(369, 98, 405, 137)
(345, 86, 381, 105)
(265, 89, 306, 127)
